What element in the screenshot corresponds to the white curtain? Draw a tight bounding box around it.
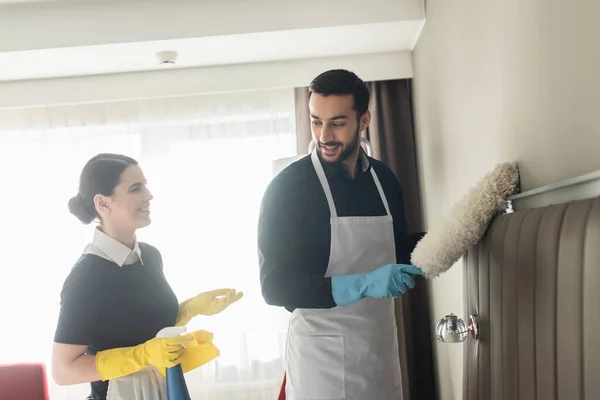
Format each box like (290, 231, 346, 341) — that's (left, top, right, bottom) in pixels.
(0, 89, 296, 399)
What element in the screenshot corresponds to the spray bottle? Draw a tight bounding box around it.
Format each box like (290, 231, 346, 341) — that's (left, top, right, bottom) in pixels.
(156, 326, 192, 400)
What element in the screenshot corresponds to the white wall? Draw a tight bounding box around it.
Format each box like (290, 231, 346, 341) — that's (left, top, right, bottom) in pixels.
(412, 1, 600, 399)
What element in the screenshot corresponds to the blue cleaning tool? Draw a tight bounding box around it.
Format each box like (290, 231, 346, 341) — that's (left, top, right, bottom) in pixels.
(156, 326, 192, 400)
(165, 363, 191, 400)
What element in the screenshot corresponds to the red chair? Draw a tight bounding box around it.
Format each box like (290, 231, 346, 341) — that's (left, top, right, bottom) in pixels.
(277, 372, 286, 400)
(0, 363, 50, 400)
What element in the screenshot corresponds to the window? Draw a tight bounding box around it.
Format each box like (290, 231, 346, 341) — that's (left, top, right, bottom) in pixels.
(0, 89, 296, 399)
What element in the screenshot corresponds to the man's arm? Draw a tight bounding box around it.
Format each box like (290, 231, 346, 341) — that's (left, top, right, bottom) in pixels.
(396, 231, 426, 264)
(382, 169, 426, 264)
(257, 176, 337, 310)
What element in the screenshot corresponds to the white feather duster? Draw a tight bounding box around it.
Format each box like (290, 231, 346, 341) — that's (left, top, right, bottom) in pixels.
(410, 162, 520, 278)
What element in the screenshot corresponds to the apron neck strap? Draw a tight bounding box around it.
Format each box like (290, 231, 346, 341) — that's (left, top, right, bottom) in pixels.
(369, 168, 392, 216)
(311, 150, 338, 218)
(311, 150, 392, 218)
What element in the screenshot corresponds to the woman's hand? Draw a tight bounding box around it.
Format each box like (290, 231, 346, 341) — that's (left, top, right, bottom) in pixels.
(157, 330, 220, 376)
(176, 289, 243, 326)
(94, 335, 194, 381)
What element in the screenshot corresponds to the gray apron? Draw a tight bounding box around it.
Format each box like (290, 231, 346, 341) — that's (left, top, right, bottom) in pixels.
(107, 367, 166, 400)
(285, 150, 402, 400)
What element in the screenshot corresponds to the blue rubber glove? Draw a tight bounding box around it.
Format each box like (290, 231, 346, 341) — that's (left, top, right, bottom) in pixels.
(331, 264, 424, 307)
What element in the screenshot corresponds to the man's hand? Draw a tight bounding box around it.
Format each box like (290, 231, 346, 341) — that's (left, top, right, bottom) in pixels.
(331, 264, 424, 307)
(364, 264, 424, 298)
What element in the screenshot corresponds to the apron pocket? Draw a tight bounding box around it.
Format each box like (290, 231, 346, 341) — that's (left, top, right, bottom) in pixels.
(290, 335, 345, 399)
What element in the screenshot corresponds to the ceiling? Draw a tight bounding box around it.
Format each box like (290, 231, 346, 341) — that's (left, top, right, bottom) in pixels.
(0, 21, 423, 82)
(0, 1, 425, 107)
(0, 0, 425, 86)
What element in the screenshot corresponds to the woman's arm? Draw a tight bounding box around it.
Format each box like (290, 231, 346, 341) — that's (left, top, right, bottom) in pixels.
(53, 335, 193, 385)
(51, 343, 100, 385)
(53, 263, 101, 386)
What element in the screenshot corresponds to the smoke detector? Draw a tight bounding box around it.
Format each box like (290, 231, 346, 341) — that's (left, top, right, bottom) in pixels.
(156, 51, 178, 65)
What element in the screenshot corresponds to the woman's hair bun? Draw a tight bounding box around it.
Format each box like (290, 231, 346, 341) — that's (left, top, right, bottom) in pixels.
(70, 153, 138, 225)
(68, 194, 95, 224)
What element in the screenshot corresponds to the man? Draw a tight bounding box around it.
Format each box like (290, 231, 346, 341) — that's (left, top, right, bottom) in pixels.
(258, 69, 424, 400)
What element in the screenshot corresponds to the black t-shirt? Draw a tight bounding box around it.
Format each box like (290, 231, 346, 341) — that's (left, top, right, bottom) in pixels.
(54, 242, 179, 399)
(258, 152, 424, 312)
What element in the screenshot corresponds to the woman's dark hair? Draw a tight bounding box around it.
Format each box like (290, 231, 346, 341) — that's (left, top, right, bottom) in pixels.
(308, 69, 370, 117)
(68, 153, 138, 224)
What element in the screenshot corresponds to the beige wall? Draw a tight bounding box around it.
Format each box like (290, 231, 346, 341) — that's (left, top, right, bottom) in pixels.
(412, 1, 600, 399)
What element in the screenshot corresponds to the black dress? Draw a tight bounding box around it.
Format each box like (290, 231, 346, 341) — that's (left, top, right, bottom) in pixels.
(54, 243, 179, 400)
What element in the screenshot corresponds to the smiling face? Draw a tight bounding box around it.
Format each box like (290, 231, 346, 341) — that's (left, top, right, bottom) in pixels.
(94, 164, 153, 234)
(309, 93, 370, 167)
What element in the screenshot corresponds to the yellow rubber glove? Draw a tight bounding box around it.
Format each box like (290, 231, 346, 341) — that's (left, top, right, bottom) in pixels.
(176, 288, 243, 326)
(95, 334, 194, 381)
(157, 330, 220, 376)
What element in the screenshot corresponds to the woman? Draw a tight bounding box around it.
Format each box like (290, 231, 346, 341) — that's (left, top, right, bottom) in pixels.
(52, 153, 242, 399)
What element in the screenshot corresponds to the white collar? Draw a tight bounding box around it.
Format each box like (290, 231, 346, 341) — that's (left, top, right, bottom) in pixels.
(90, 228, 143, 267)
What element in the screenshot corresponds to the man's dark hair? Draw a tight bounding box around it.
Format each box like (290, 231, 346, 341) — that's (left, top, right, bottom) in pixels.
(308, 69, 370, 117)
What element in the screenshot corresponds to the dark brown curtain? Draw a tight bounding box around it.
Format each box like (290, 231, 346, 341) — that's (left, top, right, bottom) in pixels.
(294, 80, 437, 400)
(367, 79, 436, 400)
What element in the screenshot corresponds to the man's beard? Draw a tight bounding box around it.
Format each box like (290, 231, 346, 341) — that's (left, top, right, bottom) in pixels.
(317, 126, 361, 165)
